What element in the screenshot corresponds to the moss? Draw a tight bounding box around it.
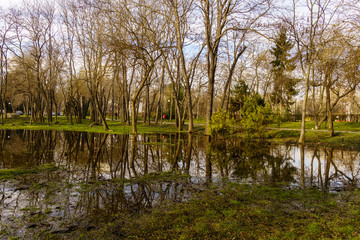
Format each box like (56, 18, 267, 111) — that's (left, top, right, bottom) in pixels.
(0, 164, 58, 180)
(66, 183, 360, 239)
(2, 168, 360, 239)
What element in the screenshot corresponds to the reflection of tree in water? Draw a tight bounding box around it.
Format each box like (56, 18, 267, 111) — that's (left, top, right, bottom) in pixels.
(129, 133, 195, 177)
(306, 146, 360, 190)
(85, 132, 108, 180)
(0, 133, 196, 236)
(108, 134, 129, 179)
(59, 132, 195, 215)
(1, 130, 360, 189)
(0, 130, 8, 169)
(210, 139, 297, 184)
(0, 130, 57, 168)
(3, 130, 360, 236)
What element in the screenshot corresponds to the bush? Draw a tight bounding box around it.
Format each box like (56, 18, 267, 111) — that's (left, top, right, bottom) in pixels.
(209, 108, 235, 137)
(240, 95, 273, 138)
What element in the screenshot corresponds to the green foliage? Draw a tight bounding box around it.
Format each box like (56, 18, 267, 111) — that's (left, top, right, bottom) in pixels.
(274, 108, 282, 127)
(0, 164, 57, 180)
(209, 108, 235, 137)
(282, 107, 292, 121)
(72, 184, 360, 240)
(270, 27, 297, 111)
(240, 94, 273, 138)
(270, 27, 294, 72)
(229, 80, 249, 116)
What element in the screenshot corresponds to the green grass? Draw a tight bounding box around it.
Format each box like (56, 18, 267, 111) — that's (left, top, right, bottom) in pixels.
(0, 164, 58, 180)
(2, 117, 360, 149)
(61, 183, 360, 240)
(268, 129, 360, 150)
(270, 120, 360, 132)
(0, 116, 204, 134)
(3, 117, 360, 134)
(259, 120, 360, 150)
(2, 164, 360, 239)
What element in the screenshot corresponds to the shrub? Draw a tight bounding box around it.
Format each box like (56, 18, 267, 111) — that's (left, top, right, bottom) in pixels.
(240, 94, 273, 138)
(209, 108, 235, 137)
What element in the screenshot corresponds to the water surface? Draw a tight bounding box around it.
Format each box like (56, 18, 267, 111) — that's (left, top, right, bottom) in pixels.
(0, 130, 359, 237)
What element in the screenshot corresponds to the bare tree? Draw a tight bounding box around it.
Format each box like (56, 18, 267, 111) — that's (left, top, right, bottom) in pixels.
(286, 0, 344, 143)
(0, 10, 12, 124)
(106, 0, 165, 134)
(161, 0, 205, 132)
(199, 0, 271, 135)
(70, 0, 111, 131)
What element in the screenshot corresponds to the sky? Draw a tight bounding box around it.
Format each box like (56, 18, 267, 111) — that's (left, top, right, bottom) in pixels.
(0, 0, 21, 10)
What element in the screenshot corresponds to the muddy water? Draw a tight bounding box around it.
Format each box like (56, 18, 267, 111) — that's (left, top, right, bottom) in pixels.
(0, 130, 360, 238)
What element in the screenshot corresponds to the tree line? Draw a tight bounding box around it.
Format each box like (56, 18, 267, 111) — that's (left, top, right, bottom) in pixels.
(0, 0, 359, 143)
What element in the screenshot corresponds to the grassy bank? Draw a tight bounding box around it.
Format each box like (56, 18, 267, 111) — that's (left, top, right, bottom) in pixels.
(270, 120, 360, 132)
(268, 129, 360, 150)
(1, 117, 360, 149)
(0, 116, 204, 134)
(267, 120, 360, 150)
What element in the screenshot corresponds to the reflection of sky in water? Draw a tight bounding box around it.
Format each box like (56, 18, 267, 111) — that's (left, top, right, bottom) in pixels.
(275, 145, 360, 189)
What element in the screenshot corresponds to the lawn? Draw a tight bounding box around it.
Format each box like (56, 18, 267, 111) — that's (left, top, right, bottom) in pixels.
(1, 117, 360, 150)
(3, 167, 360, 240)
(0, 116, 205, 134)
(270, 120, 360, 132)
(63, 181, 360, 240)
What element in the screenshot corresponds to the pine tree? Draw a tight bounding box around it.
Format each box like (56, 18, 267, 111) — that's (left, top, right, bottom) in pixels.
(270, 27, 297, 114)
(229, 80, 249, 118)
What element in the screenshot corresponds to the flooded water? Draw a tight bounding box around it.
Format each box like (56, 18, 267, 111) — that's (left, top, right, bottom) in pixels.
(1, 130, 360, 238)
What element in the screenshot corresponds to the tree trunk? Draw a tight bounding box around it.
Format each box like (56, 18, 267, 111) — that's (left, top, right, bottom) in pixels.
(298, 65, 311, 144)
(186, 90, 193, 133)
(325, 81, 334, 137)
(95, 95, 109, 131)
(146, 81, 150, 126)
(131, 100, 137, 134)
(154, 69, 164, 124)
(205, 65, 215, 135)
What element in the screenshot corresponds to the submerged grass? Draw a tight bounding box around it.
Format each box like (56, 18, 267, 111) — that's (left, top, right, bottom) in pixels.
(65, 183, 360, 240)
(0, 164, 58, 180)
(2, 165, 360, 239)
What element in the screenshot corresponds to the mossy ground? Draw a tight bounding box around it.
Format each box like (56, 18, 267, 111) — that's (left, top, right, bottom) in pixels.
(0, 164, 58, 180)
(64, 183, 360, 240)
(2, 166, 360, 239)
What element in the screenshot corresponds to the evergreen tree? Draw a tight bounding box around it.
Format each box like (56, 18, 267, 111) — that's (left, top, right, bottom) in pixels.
(229, 80, 249, 118)
(270, 27, 297, 113)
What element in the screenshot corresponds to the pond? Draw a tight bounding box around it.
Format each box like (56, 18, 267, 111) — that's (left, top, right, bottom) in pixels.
(0, 130, 359, 238)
